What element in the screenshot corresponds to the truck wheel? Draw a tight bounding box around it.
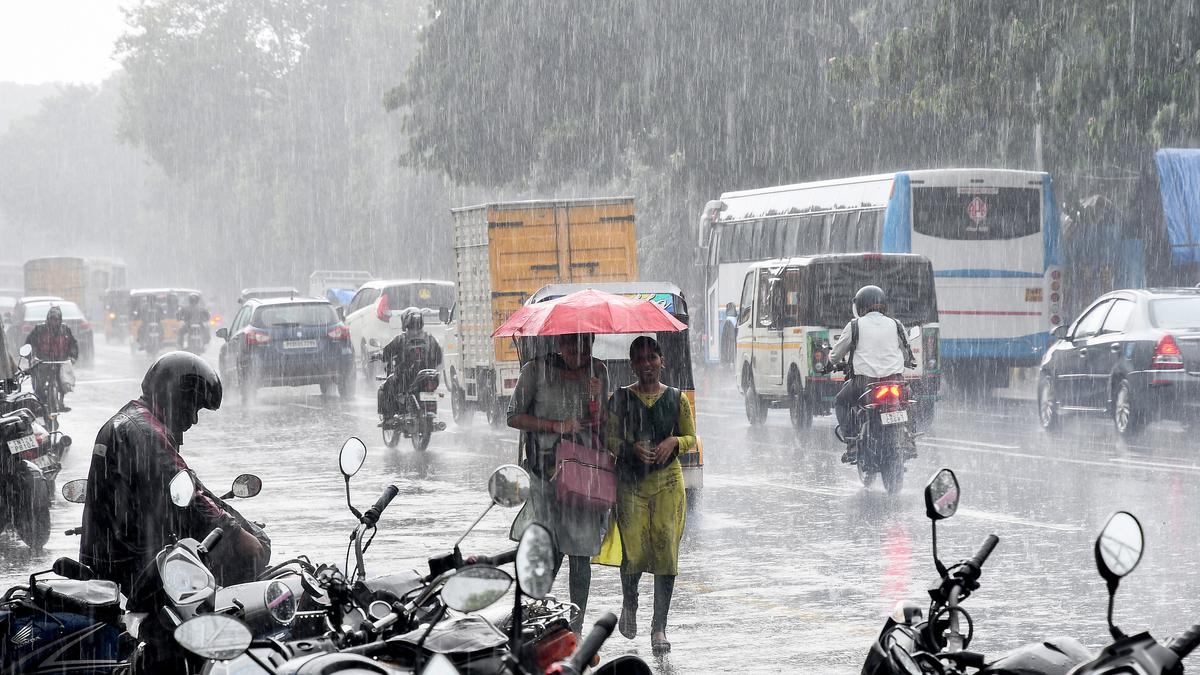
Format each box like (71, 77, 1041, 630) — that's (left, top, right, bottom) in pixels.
(486, 397, 507, 428)
(788, 371, 811, 431)
(743, 372, 767, 426)
(451, 385, 472, 425)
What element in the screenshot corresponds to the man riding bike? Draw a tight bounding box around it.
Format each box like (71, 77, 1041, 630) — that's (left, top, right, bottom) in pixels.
(176, 292, 211, 348)
(24, 305, 79, 412)
(377, 307, 443, 420)
(825, 285, 916, 464)
(80, 352, 270, 594)
(135, 298, 166, 348)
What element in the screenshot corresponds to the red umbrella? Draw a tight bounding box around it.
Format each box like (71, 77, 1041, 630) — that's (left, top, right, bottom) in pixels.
(491, 289, 686, 338)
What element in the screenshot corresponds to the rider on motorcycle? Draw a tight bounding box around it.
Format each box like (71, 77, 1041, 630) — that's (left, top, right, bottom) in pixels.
(377, 307, 443, 420)
(25, 305, 79, 411)
(176, 292, 211, 347)
(827, 285, 916, 463)
(80, 352, 270, 594)
(135, 298, 166, 347)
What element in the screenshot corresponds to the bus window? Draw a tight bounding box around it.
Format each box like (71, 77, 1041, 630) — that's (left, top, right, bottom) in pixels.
(738, 271, 755, 325)
(826, 212, 851, 252)
(733, 221, 754, 262)
(912, 186, 1040, 240)
(718, 224, 738, 263)
(757, 220, 779, 259)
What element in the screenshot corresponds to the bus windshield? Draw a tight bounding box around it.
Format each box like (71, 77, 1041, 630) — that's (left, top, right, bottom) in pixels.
(788, 258, 938, 328)
(912, 186, 1040, 240)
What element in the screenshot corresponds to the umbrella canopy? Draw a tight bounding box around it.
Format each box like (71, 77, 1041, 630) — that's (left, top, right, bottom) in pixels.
(491, 289, 687, 338)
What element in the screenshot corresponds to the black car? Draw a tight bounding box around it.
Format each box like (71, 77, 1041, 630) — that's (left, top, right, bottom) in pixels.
(1038, 287, 1200, 436)
(216, 297, 355, 402)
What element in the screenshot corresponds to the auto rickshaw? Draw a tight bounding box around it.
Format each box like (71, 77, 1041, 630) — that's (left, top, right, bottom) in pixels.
(129, 288, 203, 350)
(102, 288, 131, 343)
(517, 282, 704, 508)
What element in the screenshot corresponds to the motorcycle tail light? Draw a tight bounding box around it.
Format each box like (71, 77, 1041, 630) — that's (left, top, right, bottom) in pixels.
(873, 384, 901, 401)
(327, 324, 350, 340)
(245, 328, 271, 346)
(527, 628, 576, 673)
(1152, 334, 1183, 370)
(421, 378, 439, 392)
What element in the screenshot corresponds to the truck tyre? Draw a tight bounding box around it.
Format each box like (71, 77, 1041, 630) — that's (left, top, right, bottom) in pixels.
(451, 384, 472, 425)
(743, 370, 767, 426)
(788, 370, 812, 431)
(486, 397, 507, 428)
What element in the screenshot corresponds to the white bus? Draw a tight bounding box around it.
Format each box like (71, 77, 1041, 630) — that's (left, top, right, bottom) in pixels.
(699, 169, 1063, 383)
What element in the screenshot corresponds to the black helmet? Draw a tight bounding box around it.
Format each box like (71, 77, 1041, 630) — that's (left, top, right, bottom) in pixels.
(141, 351, 222, 442)
(188, 293, 200, 305)
(853, 285, 887, 318)
(401, 307, 423, 333)
(46, 306, 63, 323)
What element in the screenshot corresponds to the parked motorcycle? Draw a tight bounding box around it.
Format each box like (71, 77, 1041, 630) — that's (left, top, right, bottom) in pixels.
(1, 346, 48, 425)
(181, 320, 208, 354)
(370, 338, 446, 451)
(0, 408, 69, 550)
(821, 359, 916, 494)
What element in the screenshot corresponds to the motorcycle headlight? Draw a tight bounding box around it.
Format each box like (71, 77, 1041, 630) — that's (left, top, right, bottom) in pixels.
(265, 580, 297, 626)
(162, 558, 213, 604)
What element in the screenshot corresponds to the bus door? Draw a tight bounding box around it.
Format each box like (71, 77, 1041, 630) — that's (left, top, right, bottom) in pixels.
(752, 269, 785, 389)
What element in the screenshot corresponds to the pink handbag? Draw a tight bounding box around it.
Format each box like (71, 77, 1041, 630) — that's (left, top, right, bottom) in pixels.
(554, 435, 617, 511)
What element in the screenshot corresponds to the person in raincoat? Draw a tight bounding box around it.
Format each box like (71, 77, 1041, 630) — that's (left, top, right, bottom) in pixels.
(605, 335, 694, 655)
(507, 332, 609, 633)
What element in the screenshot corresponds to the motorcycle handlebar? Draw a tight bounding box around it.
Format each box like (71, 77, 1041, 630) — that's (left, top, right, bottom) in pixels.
(566, 612, 617, 674)
(198, 527, 224, 555)
(469, 548, 517, 567)
(969, 535, 1000, 571)
(1167, 623, 1200, 659)
(360, 484, 399, 527)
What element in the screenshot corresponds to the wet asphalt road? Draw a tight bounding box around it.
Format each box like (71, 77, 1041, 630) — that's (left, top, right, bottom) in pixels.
(4, 341, 1200, 673)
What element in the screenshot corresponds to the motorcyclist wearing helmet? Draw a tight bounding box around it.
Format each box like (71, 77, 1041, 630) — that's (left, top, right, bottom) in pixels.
(135, 296, 167, 348)
(826, 285, 916, 463)
(377, 307, 443, 420)
(80, 352, 270, 593)
(25, 305, 79, 411)
(176, 292, 211, 347)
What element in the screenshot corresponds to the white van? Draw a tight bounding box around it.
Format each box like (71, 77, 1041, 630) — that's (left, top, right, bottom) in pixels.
(735, 253, 941, 429)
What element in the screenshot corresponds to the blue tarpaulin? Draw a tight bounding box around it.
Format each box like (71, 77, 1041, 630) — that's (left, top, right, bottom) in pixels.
(1155, 148, 1200, 265)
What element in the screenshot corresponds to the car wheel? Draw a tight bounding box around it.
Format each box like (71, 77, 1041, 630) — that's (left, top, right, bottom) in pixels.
(1037, 374, 1061, 433)
(743, 371, 767, 426)
(1113, 379, 1146, 437)
(788, 371, 811, 431)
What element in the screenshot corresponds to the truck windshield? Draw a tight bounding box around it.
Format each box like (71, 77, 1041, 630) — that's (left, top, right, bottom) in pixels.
(790, 259, 938, 328)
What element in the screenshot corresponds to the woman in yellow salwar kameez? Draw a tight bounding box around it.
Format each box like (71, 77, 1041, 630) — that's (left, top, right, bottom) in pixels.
(605, 335, 695, 655)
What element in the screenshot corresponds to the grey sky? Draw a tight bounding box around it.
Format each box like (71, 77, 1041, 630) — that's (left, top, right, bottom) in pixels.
(0, 0, 129, 84)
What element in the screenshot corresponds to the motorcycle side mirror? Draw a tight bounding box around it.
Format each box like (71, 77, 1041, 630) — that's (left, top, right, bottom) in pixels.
(420, 654, 461, 675)
(889, 643, 923, 675)
(368, 338, 381, 348)
(441, 566, 513, 613)
(1095, 511, 1144, 640)
(168, 470, 196, 508)
(61, 479, 88, 503)
(516, 523, 555, 600)
(173, 614, 252, 661)
(215, 328, 229, 340)
(439, 307, 450, 324)
(229, 474, 263, 499)
(923, 468, 960, 578)
(338, 437, 367, 519)
(18, 344, 32, 359)
(488, 465, 529, 508)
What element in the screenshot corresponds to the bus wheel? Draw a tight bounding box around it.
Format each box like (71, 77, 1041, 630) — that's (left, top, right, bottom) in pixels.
(743, 371, 767, 426)
(788, 371, 812, 431)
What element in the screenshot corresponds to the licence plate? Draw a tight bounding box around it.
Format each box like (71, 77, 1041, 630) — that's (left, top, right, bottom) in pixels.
(880, 410, 908, 426)
(8, 435, 37, 454)
(419, 392, 438, 402)
(283, 340, 318, 349)
(33, 454, 57, 470)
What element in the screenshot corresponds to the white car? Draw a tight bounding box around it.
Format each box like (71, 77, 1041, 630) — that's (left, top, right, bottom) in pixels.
(343, 279, 456, 381)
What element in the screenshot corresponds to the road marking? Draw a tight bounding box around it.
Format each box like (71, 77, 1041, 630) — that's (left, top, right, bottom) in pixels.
(1111, 456, 1200, 471)
(924, 436, 1018, 450)
(924, 440, 1200, 477)
(956, 507, 1082, 532)
(288, 403, 325, 411)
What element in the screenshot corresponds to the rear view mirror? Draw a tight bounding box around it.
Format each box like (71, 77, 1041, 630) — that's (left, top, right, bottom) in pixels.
(215, 328, 229, 340)
(61, 479, 88, 503)
(516, 523, 555, 600)
(231, 474, 262, 499)
(369, 338, 381, 348)
(1051, 325, 1068, 340)
(336, 306, 346, 320)
(441, 566, 513, 613)
(18, 344, 32, 359)
(169, 470, 196, 508)
(339, 437, 367, 478)
(488, 465, 529, 508)
(439, 307, 450, 324)
(1096, 511, 1143, 581)
(924, 469, 959, 521)
(173, 614, 252, 660)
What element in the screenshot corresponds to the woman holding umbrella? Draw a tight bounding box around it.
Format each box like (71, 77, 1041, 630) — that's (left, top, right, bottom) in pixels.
(605, 335, 694, 655)
(506, 332, 609, 633)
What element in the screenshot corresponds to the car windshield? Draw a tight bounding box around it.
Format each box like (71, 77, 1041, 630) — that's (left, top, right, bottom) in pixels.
(1149, 297, 1200, 329)
(24, 302, 86, 321)
(385, 284, 454, 311)
(254, 303, 337, 327)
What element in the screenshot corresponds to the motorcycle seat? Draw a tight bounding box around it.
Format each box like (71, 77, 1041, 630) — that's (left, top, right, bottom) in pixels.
(34, 579, 123, 621)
